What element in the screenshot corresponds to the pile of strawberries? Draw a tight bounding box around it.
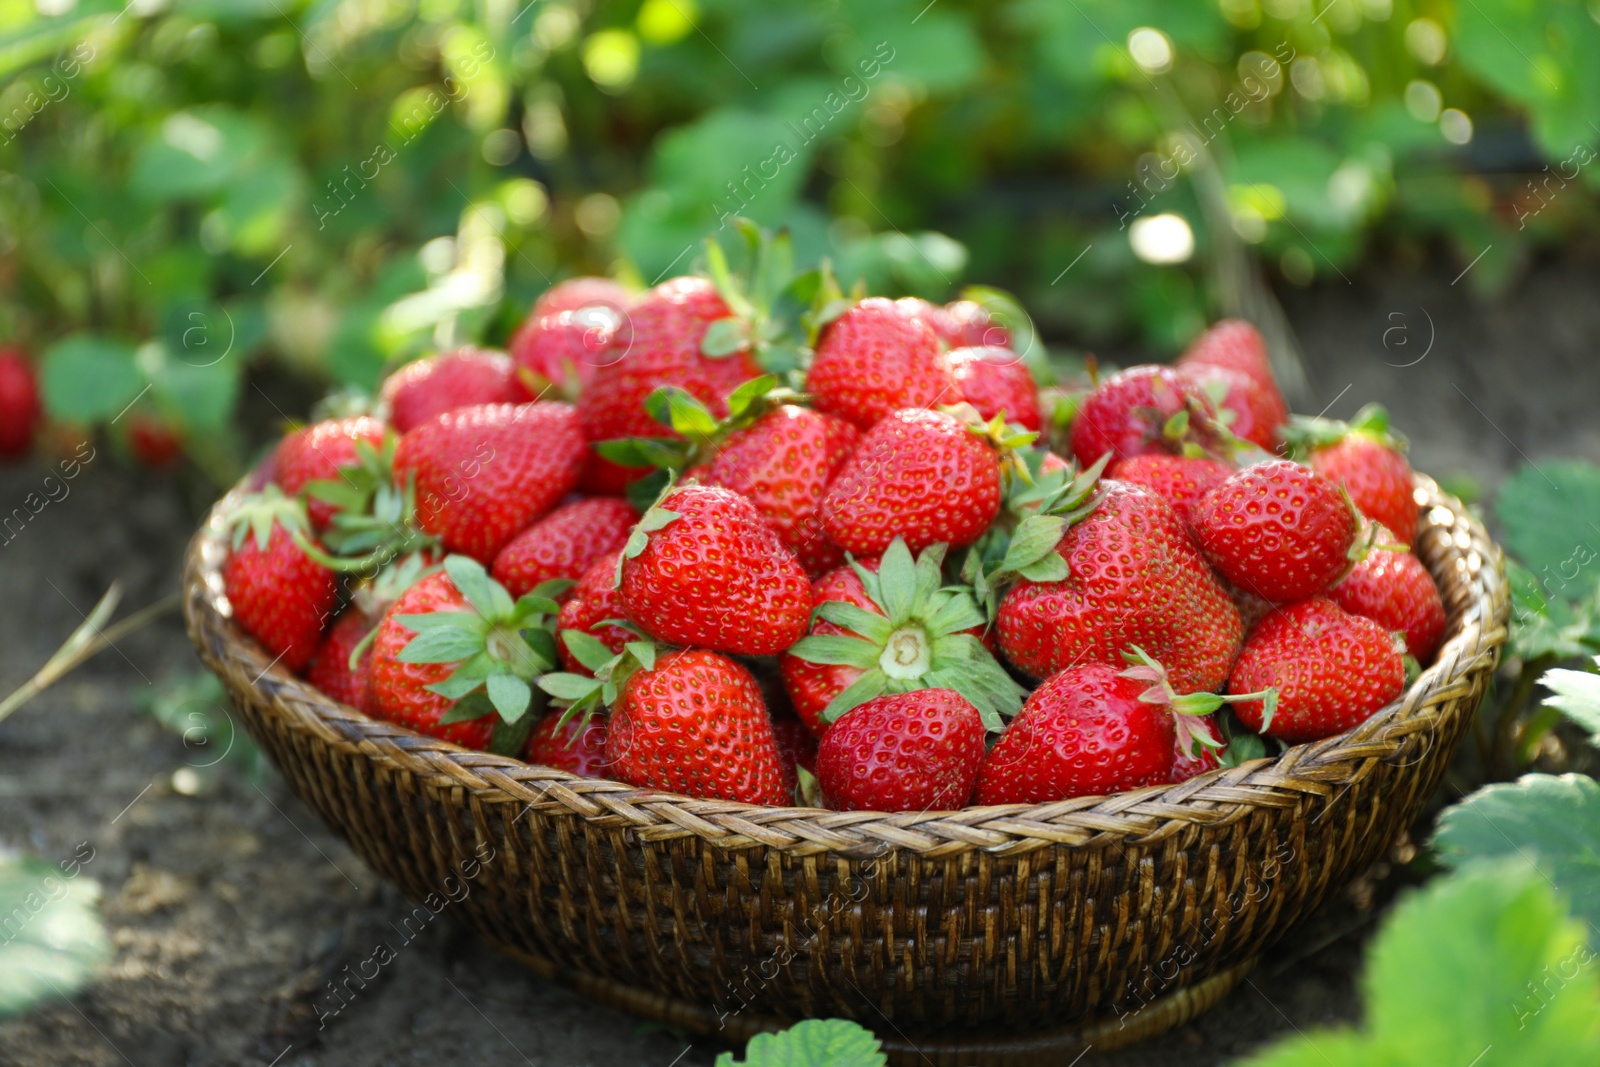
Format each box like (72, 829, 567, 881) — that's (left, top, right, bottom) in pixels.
(221, 239, 1446, 812)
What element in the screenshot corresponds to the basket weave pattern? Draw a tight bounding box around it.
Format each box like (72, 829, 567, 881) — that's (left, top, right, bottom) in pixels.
(183, 476, 1506, 1051)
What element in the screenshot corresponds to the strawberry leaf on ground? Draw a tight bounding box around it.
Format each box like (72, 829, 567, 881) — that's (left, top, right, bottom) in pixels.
(1434, 772, 1600, 940)
(1234, 862, 1600, 1066)
(1540, 656, 1600, 742)
(714, 1018, 885, 1067)
(1508, 564, 1600, 661)
(0, 855, 112, 1017)
(1494, 460, 1600, 582)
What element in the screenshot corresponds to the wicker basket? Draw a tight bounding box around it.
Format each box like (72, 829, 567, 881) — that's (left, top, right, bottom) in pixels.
(182, 475, 1507, 1065)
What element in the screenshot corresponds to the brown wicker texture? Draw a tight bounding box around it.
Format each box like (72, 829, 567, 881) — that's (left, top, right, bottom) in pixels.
(182, 476, 1507, 1064)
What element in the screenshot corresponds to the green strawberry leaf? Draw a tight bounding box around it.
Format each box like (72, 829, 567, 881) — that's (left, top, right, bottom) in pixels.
(442, 555, 500, 619)
(0, 855, 111, 1018)
(700, 318, 751, 358)
(486, 673, 534, 723)
(626, 641, 656, 672)
(1000, 514, 1066, 573)
(538, 673, 605, 703)
(725, 375, 779, 418)
(594, 437, 687, 469)
(787, 634, 881, 670)
(813, 602, 895, 645)
(561, 631, 617, 673)
(1494, 460, 1600, 583)
(644, 386, 720, 438)
(821, 668, 889, 723)
(875, 539, 918, 624)
(794, 765, 825, 809)
(714, 1018, 885, 1067)
(1016, 554, 1070, 583)
(1233, 861, 1600, 1066)
(391, 612, 479, 633)
(396, 626, 486, 664)
(1434, 772, 1600, 938)
(919, 594, 986, 637)
(437, 690, 495, 724)
(1540, 657, 1600, 743)
(488, 714, 534, 757)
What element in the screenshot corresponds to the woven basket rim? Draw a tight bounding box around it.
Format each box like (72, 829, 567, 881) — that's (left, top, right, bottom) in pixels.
(182, 473, 1508, 856)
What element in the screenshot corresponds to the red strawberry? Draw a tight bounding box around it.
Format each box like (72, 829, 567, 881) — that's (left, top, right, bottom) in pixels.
(974, 664, 1176, 803)
(509, 308, 619, 398)
(491, 497, 636, 598)
(368, 556, 562, 751)
(223, 492, 339, 674)
(127, 414, 183, 469)
(893, 297, 960, 345)
(305, 609, 375, 711)
(806, 298, 959, 429)
(820, 408, 1002, 556)
(556, 551, 631, 676)
(947, 346, 1042, 431)
(381, 348, 525, 433)
(618, 485, 810, 656)
(522, 712, 613, 778)
(1180, 363, 1286, 453)
(576, 276, 761, 494)
(1170, 715, 1223, 783)
(1228, 597, 1405, 743)
(392, 402, 584, 563)
(772, 714, 818, 796)
(604, 649, 787, 804)
(1331, 524, 1446, 660)
(533, 276, 630, 319)
(779, 540, 1024, 736)
(273, 416, 387, 528)
(1191, 459, 1358, 602)
(0, 346, 40, 459)
(1106, 454, 1233, 527)
(702, 404, 859, 576)
(1068, 365, 1223, 469)
(944, 299, 1011, 348)
(1177, 319, 1278, 394)
(1306, 427, 1419, 546)
(996, 479, 1242, 693)
(815, 689, 986, 812)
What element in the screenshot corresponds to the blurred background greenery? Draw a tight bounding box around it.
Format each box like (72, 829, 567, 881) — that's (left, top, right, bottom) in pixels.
(3, 0, 1598, 481)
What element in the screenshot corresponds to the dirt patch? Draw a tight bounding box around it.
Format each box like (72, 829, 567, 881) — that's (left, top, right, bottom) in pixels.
(2, 260, 1596, 1067)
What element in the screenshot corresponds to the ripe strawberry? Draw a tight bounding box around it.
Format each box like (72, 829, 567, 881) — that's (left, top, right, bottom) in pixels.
(368, 556, 563, 751)
(815, 689, 986, 812)
(975, 664, 1175, 803)
(806, 298, 959, 429)
(602, 649, 787, 804)
(947, 346, 1042, 431)
(273, 416, 388, 528)
(392, 402, 584, 563)
(996, 479, 1242, 693)
(702, 404, 859, 576)
(126, 414, 183, 469)
(0, 346, 40, 459)
(1331, 524, 1446, 660)
(944, 299, 1011, 348)
(381, 348, 525, 433)
(305, 609, 375, 711)
(820, 408, 1002, 556)
(509, 307, 619, 398)
(532, 276, 630, 319)
(491, 497, 636, 598)
(556, 551, 631, 676)
(779, 539, 1024, 735)
(223, 491, 339, 674)
(576, 276, 761, 494)
(1068, 365, 1222, 469)
(618, 484, 810, 656)
(1170, 715, 1223, 783)
(1106, 453, 1232, 527)
(522, 712, 612, 778)
(1295, 406, 1420, 546)
(893, 297, 960, 345)
(1180, 363, 1286, 453)
(1191, 459, 1359, 603)
(771, 714, 818, 797)
(1177, 319, 1278, 395)
(1228, 597, 1405, 743)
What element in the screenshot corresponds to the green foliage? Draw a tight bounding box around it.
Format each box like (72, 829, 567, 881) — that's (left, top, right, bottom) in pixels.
(1233, 863, 1600, 1066)
(716, 1018, 885, 1067)
(3, 0, 1597, 472)
(0, 854, 111, 1017)
(1435, 773, 1600, 940)
(136, 671, 266, 781)
(1494, 461, 1600, 589)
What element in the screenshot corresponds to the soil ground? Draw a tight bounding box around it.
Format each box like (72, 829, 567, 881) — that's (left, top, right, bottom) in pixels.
(2, 260, 1597, 1067)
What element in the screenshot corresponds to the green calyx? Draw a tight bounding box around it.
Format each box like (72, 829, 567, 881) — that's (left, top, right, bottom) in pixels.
(535, 631, 659, 730)
(1119, 645, 1279, 745)
(226, 485, 313, 553)
(595, 373, 790, 481)
(614, 477, 682, 588)
(786, 537, 1026, 731)
(297, 434, 442, 573)
(1282, 402, 1406, 458)
(964, 450, 1109, 618)
(394, 555, 567, 755)
(700, 219, 817, 376)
